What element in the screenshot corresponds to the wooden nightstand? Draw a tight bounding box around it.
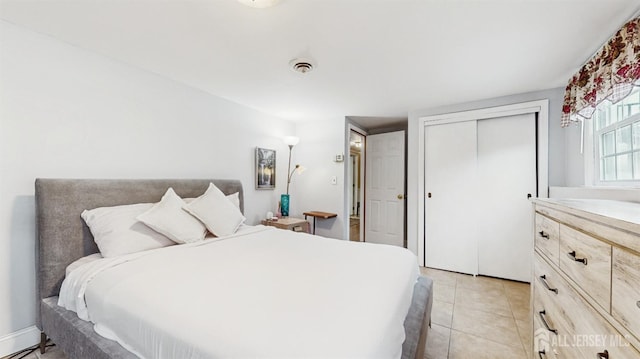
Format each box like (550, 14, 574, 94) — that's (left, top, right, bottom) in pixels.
(261, 218, 310, 233)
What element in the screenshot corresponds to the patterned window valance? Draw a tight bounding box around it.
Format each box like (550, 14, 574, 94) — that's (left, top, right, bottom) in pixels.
(561, 17, 640, 127)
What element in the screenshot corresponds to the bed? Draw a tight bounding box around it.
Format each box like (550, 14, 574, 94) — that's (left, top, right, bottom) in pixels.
(35, 179, 433, 359)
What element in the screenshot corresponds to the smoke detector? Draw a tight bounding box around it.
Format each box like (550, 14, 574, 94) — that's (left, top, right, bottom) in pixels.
(289, 58, 315, 74)
(237, 0, 281, 8)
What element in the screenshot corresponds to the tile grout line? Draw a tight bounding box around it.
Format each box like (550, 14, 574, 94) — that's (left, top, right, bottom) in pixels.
(505, 284, 527, 355)
(446, 276, 457, 359)
(448, 328, 529, 354)
(508, 290, 532, 357)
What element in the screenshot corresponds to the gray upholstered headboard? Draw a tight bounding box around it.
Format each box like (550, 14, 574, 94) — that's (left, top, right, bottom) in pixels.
(35, 179, 243, 328)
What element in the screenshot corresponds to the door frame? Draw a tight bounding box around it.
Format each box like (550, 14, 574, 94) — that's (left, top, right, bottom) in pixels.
(416, 100, 549, 266)
(344, 123, 368, 241)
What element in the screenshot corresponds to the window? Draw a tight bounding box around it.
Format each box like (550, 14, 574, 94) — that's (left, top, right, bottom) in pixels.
(593, 88, 640, 183)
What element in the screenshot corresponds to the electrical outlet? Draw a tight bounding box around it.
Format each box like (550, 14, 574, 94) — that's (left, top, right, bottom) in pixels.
(330, 176, 337, 185)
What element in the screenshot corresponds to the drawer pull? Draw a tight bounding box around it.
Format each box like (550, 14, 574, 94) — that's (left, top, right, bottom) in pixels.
(538, 349, 546, 359)
(567, 250, 588, 265)
(637, 300, 640, 309)
(597, 350, 609, 359)
(538, 310, 558, 334)
(538, 231, 550, 239)
(538, 275, 558, 294)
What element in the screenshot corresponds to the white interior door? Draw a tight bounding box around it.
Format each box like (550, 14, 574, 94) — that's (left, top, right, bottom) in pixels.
(477, 114, 536, 282)
(424, 121, 478, 275)
(365, 131, 405, 247)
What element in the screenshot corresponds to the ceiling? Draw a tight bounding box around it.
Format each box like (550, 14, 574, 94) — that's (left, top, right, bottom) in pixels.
(1, 0, 639, 122)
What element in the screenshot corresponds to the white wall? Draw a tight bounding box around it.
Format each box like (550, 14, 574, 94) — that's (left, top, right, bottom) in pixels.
(0, 21, 294, 355)
(406, 88, 565, 259)
(290, 119, 345, 239)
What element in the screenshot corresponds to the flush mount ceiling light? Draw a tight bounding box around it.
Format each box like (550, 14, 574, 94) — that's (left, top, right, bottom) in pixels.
(289, 58, 315, 74)
(237, 0, 281, 8)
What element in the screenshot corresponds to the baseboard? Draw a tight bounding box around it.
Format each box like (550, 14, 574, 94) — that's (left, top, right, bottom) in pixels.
(0, 326, 40, 357)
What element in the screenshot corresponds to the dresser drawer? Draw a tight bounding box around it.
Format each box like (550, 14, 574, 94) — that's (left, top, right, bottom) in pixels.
(533, 287, 561, 358)
(535, 213, 560, 265)
(612, 247, 640, 341)
(533, 315, 587, 359)
(533, 254, 581, 358)
(559, 225, 611, 311)
(533, 253, 561, 304)
(532, 283, 580, 359)
(533, 312, 559, 359)
(535, 252, 637, 358)
(570, 303, 640, 359)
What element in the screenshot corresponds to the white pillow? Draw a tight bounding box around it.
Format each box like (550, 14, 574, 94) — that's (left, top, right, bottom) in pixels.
(185, 192, 240, 210)
(182, 183, 246, 237)
(137, 188, 207, 244)
(226, 192, 241, 210)
(81, 203, 175, 257)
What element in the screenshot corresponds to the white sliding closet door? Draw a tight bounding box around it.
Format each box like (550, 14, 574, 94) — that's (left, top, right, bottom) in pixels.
(477, 113, 536, 282)
(424, 121, 478, 275)
(424, 113, 537, 281)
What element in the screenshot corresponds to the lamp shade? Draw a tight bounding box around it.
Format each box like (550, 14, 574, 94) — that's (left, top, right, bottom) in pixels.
(283, 136, 300, 147)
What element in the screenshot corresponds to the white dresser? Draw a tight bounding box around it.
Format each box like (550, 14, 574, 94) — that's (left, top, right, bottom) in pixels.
(532, 198, 640, 358)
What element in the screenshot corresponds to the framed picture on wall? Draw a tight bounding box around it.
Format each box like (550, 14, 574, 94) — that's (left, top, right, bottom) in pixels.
(255, 147, 276, 190)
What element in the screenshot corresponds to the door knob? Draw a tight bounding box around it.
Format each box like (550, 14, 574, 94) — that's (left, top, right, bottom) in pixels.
(397, 194, 404, 200)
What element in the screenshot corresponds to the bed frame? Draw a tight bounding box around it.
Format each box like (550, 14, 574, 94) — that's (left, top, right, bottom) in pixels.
(35, 178, 432, 359)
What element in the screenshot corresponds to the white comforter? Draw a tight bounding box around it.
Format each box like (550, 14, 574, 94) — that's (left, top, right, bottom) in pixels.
(59, 225, 419, 359)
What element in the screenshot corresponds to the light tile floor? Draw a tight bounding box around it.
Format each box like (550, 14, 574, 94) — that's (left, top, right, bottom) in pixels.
(1, 345, 64, 359)
(5, 267, 531, 359)
(421, 267, 532, 359)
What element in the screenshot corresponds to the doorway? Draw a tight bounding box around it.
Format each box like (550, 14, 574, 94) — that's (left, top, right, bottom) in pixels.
(344, 117, 409, 243)
(348, 131, 365, 241)
(365, 130, 406, 247)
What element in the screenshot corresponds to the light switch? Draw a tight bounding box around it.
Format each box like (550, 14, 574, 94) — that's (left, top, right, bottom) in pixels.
(330, 176, 337, 185)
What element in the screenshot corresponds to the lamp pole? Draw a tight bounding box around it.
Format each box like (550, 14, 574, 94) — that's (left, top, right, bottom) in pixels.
(286, 144, 293, 195)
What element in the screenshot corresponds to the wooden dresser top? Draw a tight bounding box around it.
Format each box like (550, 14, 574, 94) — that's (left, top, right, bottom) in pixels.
(532, 198, 640, 236)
